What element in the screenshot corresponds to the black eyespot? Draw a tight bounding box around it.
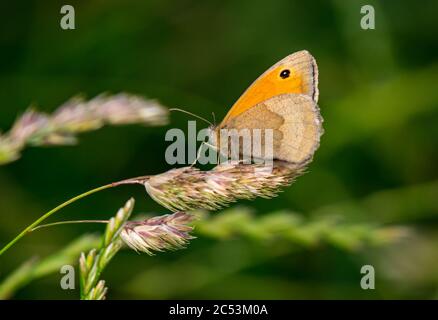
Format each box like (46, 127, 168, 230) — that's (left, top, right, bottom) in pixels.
(280, 69, 290, 79)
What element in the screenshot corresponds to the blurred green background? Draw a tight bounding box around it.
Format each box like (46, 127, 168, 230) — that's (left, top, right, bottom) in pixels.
(0, 0, 437, 299)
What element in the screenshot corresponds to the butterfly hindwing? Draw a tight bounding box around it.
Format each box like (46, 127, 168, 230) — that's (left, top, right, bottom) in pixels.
(218, 94, 323, 164)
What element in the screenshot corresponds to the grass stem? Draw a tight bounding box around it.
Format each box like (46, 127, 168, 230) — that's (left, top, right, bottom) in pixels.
(0, 184, 113, 256)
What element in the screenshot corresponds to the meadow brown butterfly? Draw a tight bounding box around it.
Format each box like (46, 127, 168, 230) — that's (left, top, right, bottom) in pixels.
(209, 50, 323, 165)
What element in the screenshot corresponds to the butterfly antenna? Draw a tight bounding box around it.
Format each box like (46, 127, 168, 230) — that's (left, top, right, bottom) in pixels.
(169, 108, 213, 126)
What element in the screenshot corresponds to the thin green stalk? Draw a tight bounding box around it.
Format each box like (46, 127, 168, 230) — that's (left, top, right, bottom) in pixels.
(0, 184, 113, 256)
(30, 220, 109, 232)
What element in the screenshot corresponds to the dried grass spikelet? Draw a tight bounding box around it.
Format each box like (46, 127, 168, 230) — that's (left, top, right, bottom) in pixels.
(120, 211, 196, 255)
(0, 93, 169, 164)
(52, 93, 168, 130)
(9, 110, 49, 145)
(116, 161, 306, 212)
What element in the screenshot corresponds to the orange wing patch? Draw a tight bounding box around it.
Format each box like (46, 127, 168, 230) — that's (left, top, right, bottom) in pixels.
(220, 50, 318, 127)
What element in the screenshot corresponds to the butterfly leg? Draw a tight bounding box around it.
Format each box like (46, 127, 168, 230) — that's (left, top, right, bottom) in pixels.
(190, 141, 219, 167)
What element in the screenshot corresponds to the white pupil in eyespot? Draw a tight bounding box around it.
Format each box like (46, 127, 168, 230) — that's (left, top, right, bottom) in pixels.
(280, 69, 290, 79)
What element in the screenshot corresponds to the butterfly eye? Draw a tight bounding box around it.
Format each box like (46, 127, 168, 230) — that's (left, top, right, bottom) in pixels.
(280, 69, 291, 79)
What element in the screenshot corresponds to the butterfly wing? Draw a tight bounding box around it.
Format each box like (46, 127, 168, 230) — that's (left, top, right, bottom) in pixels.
(218, 93, 323, 164)
(220, 50, 318, 126)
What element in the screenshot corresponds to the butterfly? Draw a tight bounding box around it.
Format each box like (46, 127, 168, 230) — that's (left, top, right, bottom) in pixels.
(209, 50, 323, 165)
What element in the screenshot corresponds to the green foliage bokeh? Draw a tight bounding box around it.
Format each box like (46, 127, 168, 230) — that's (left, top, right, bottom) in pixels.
(0, 0, 437, 299)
